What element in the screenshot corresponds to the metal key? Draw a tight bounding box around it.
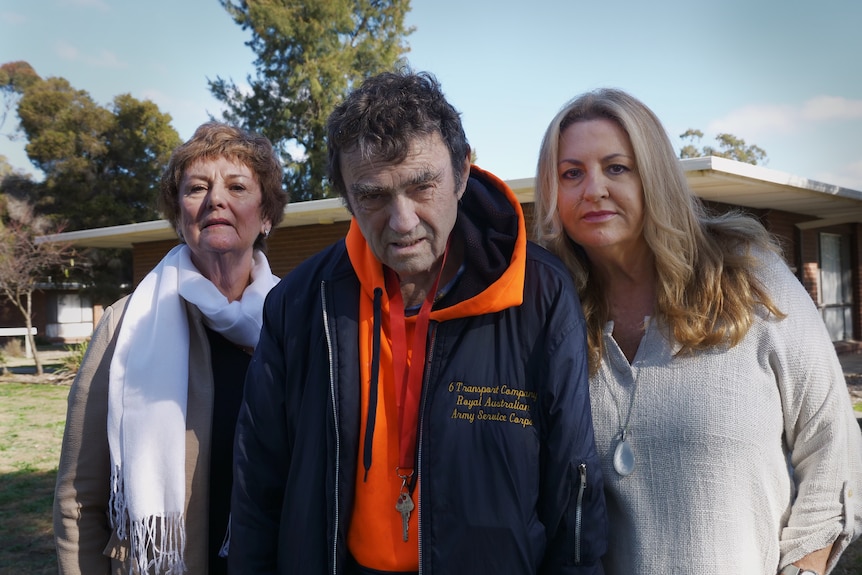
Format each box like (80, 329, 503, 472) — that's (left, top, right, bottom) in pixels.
(395, 491, 414, 542)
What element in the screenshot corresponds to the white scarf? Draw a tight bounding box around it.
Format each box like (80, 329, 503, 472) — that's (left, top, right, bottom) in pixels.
(107, 244, 278, 574)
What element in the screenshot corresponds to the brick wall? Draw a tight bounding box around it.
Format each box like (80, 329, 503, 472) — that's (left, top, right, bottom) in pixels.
(124, 199, 862, 343)
(690, 201, 862, 334)
(132, 239, 181, 285)
(130, 225, 353, 285)
(132, 203, 538, 285)
(127, 202, 825, 287)
(761, 210, 804, 269)
(799, 229, 821, 301)
(267, 222, 351, 278)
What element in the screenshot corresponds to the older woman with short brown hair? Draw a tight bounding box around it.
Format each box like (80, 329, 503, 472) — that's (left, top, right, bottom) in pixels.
(54, 121, 287, 575)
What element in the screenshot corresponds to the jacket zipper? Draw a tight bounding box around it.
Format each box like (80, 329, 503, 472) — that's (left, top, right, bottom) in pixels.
(574, 462, 587, 564)
(415, 323, 438, 575)
(322, 281, 341, 575)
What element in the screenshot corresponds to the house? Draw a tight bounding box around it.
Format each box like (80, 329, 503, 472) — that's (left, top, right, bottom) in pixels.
(0, 283, 93, 348)
(30, 156, 862, 345)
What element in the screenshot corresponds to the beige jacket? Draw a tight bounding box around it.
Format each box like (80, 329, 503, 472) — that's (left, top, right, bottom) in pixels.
(54, 296, 217, 574)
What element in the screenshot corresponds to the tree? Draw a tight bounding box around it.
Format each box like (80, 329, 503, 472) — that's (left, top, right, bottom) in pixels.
(16, 76, 181, 229)
(210, 0, 413, 201)
(0, 61, 41, 135)
(3, 63, 182, 303)
(679, 129, 768, 166)
(0, 195, 74, 375)
(0, 155, 14, 180)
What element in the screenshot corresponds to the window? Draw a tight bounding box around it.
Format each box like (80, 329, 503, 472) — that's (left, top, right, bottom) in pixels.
(56, 293, 93, 324)
(819, 232, 852, 341)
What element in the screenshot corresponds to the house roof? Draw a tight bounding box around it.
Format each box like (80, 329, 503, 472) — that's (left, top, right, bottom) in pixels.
(37, 157, 862, 248)
(682, 156, 862, 230)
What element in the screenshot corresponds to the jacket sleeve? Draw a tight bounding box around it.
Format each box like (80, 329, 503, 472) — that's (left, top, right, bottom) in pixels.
(766, 253, 862, 572)
(229, 288, 291, 574)
(53, 300, 125, 575)
(537, 271, 608, 575)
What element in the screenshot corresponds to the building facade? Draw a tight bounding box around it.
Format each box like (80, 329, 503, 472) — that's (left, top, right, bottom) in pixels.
(27, 157, 862, 345)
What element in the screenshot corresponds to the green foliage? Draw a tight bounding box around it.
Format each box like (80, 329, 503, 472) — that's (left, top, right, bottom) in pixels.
(2, 63, 182, 301)
(211, 0, 414, 201)
(0, 61, 41, 134)
(15, 76, 182, 230)
(17, 77, 111, 178)
(0, 61, 41, 94)
(74, 247, 132, 306)
(679, 128, 768, 165)
(58, 339, 89, 375)
(0, 171, 37, 204)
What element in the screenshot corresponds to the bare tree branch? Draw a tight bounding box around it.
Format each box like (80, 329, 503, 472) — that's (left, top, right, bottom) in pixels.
(0, 196, 74, 374)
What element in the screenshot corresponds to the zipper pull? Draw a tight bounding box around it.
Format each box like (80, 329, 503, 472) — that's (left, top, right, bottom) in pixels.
(574, 463, 587, 564)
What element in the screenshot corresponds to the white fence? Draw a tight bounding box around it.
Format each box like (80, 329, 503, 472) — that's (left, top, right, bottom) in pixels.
(0, 327, 37, 358)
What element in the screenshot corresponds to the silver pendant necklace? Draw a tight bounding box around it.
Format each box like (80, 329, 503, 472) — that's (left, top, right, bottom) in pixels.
(608, 338, 643, 477)
(613, 427, 635, 476)
(606, 316, 650, 476)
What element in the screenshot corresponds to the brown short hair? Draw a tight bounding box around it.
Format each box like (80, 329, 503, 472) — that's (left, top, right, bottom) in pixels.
(158, 121, 287, 249)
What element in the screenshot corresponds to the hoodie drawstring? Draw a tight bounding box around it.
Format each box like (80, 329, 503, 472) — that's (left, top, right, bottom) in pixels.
(362, 287, 383, 481)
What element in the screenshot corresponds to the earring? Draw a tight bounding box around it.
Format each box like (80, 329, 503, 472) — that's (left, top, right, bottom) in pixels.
(263, 228, 271, 238)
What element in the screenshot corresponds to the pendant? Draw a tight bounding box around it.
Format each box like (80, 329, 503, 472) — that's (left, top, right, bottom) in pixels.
(613, 436, 635, 476)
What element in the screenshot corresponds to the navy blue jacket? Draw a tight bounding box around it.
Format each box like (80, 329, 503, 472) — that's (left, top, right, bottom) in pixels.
(230, 169, 607, 574)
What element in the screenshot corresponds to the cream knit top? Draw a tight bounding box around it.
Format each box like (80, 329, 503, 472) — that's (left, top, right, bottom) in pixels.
(589, 249, 862, 574)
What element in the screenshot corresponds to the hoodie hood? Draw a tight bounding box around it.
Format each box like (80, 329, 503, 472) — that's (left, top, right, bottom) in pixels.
(346, 165, 526, 320)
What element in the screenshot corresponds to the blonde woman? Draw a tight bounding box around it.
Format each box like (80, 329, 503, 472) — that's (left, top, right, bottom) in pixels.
(534, 88, 862, 575)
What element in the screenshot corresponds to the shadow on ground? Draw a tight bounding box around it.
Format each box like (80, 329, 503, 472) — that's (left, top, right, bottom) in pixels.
(0, 469, 58, 575)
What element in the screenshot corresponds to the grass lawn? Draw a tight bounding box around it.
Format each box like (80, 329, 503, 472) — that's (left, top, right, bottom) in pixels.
(0, 380, 67, 574)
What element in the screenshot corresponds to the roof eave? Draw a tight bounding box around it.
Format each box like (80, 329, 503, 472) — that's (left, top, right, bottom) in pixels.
(37, 158, 862, 248)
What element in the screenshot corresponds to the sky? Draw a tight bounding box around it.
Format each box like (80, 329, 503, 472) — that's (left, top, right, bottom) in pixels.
(2, 0, 861, 194)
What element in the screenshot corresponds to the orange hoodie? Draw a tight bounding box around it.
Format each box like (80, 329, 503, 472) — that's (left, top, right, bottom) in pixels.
(345, 166, 527, 571)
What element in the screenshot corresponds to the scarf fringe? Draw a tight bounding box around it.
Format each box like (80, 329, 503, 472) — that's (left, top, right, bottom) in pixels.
(106, 247, 277, 573)
(110, 466, 188, 574)
(110, 465, 128, 538)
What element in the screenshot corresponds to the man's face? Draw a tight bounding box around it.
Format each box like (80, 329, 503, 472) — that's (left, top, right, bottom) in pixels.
(342, 132, 469, 290)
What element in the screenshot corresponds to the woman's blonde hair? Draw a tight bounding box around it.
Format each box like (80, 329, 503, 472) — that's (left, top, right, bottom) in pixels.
(533, 88, 784, 373)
